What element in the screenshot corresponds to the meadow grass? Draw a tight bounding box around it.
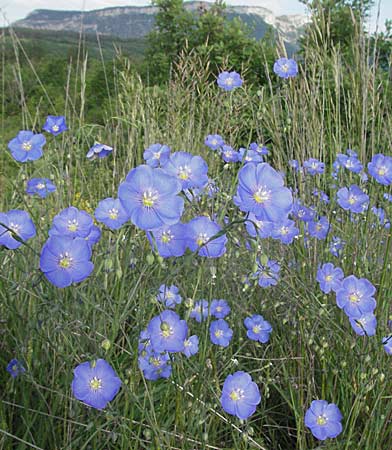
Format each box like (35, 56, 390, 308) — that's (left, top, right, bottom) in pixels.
(1, 23, 392, 450)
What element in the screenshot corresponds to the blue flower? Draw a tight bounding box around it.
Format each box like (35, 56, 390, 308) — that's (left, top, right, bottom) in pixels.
(211, 299, 231, 319)
(205, 134, 224, 151)
(316, 263, 344, 294)
(292, 200, 316, 222)
(139, 350, 172, 380)
(26, 178, 56, 198)
(162, 151, 208, 190)
(384, 193, 392, 202)
(245, 214, 274, 239)
(190, 299, 209, 322)
(86, 143, 113, 160)
(210, 319, 233, 347)
(40, 236, 94, 288)
(336, 153, 363, 173)
(303, 158, 325, 175)
(289, 159, 301, 172)
(271, 219, 299, 244)
(147, 310, 188, 353)
(7, 130, 46, 162)
(273, 57, 298, 78)
(43, 115, 67, 136)
(157, 284, 182, 308)
(6, 359, 26, 378)
(148, 223, 187, 258)
(118, 165, 184, 231)
(217, 71, 243, 91)
(304, 400, 343, 440)
(183, 335, 199, 358)
(255, 259, 280, 288)
(244, 315, 272, 343)
(71, 359, 121, 409)
(337, 185, 369, 213)
(85, 225, 101, 248)
(249, 143, 269, 155)
(185, 216, 227, 258)
(335, 275, 376, 318)
(221, 145, 240, 163)
(329, 236, 345, 257)
(382, 336, 392, 355)
(49, 206, 94, 239)
(308, 216, 330, 240)
(220, 371, 261, 419)
(349, 313, 377, 336)
(368, 154, 392, 185)
(94, 198, 129, 230)
(235, 163, 292, 222)
(238, 148, 264, 164)
(0, 210, 36, 250)
(143, 143, 170, 168)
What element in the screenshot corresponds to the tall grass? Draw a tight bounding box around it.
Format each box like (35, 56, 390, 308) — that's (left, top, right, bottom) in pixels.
(1, 16, 392, 450)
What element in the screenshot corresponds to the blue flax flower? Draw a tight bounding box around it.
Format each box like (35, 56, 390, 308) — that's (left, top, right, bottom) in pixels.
(40, 236, 94, 288)
(220, 371, 261, 419)
(255, 259, 280, 288)
(305, 400, 343, 440)
(94, 198, 129, 230)
(245, 214, 273, 239)
(211, 299, 231, 319)
(368, 154, 392, 185)
(8, 130, 46, 162)
(26, 178, 56, 198)
(238, 148, 264, 164)
(382, 336, 392, 355)
(49, 206, 94, 239)
(148, 222, 187, 258)
(186, 216, 227, 258)
(303, 158, 325, 175)
(148, 310, 188, 353)
(337, 185, 369, 213)
(0, 210, 36, 250)
(235, 163, 292, 222)
(118, 165, 184, 231)
(349, 313, 377, 336)
(157, 284, 182, 308)
(85, 225, 101, 248)
(329, 236, 345, 257)
(217, 71, 243, 91)
(139, 350, 172, 380)
(221, 145, 240, 163)
(292, 200, 316, 222)
(162, 151, 208, 190)
(308, 216, 330, 240)
(336, 275, 376, 318)
(183, 335, 199, 358)
(6, 359, 26, 378)
(210, 319, 233, 347)
(190, 299, 209, 322)
(143, 143, 170, 168)
(271, 219, 299, 244)
(43, 115, 67, 136)
(86, 143, 113, 160)
(205, 134, 224, 151)
(71, 359, 121, 409)
(336, 153, 363, 173)
(244, 315, 272, 343)
(273, 57, 298, 78)
(249, 143, 269, 155)
(316, 263, 344, 294)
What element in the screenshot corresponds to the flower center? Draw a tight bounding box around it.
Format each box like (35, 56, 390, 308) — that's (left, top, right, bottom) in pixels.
(225, 77, 233, 86)
(160, 321, 173, 338)
(153, 152, 161, 159)
(89, 377, 102, 391)
(52, 125, 59, 132)
(197, 233, 209, 247)
(22, 141, 32, 151)
(280, 226, 289, 235)
(151, 357, 162, 367)
(108, 208, 118, 220)
(315, 223, 322, 231)
(36, 183, 45, 190)
(214, 329, 223, 338)
(9, 222, 21, 235)
(281, 64, 289, 72)
(378, 166, 387, 176)
(184, 339, 191, 347)
(252, 325, 261, 334)
(67, 219, 78, 232)
(325, 275, 333, 282)
(349, 292, 360, 303)
(229, 388, 244, 401)
(161, 230, 173, 244)
(178, 166, 191, 180)
(211, 139, 217, 146)
(316, 415, 327, 426)
(253, 187, 271, 204)
(59, 252, 73, 269)
(216, 306, 222, 312)
(142, 190, 158, 208)
(348, 195, 357, 205)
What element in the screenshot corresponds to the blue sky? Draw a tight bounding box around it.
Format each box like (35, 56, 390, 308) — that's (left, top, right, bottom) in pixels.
(1, 0, 390, 31)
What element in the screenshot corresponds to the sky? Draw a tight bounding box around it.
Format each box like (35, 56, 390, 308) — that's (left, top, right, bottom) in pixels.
(0, 0, 390, 31)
